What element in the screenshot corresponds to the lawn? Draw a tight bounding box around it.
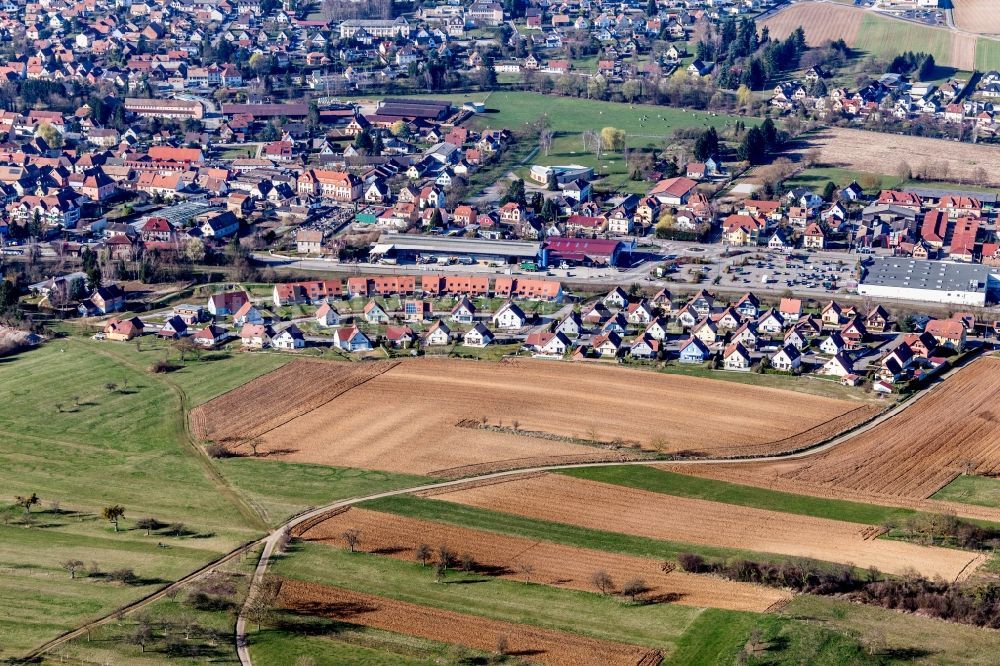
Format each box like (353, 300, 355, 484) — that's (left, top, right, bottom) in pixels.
(785, 166, 999, 198)
(931, 475, 1000, 508)
(976, 37, 1000, 72)
(560, 466, 917, 526)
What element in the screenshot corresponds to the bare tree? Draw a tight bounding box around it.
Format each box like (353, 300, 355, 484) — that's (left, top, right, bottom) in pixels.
(621, 578, 647, 603)
(246, 575, 281, 632)
(460, 552, 476, 572)
(495, 634, 509, 657)
(591, 570, 614, 595)
(127, 617, 153, 653)
(342, 528, 361, 553)
(518, 562, 535, 584)
(62, 559, 84, 579)
(136, 517, 158, 536)
(415, 543, 432, 566)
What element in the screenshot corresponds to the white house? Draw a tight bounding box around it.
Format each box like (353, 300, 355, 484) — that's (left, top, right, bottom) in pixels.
(424, 320, 452, 345)
(463, 322, 495, 347)
(770, 345, 801, 371)
(315, 302, 341, 327)
(493, 301, 527, 329)
(272, 324, 305, 349)
(821, 353, 853, 377)
(723, 342, 753, 371)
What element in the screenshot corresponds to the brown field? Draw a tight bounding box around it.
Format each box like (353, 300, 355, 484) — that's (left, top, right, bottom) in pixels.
(954, 0, 1000, 35)
(794, 127, 1000, 187)
(278, 579, 661, 666)
(426, 474, 983, 580)
(191, 357, 871, 476)
(762, 3, 864, 45)
(666, 358, 1000, 512)
(300, 507, 790, 612)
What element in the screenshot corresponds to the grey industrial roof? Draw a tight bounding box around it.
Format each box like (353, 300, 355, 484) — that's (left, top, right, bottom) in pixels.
(861, 258, 990, 293)
(374, 234, 540, 258)
(905, 187, 998, 204)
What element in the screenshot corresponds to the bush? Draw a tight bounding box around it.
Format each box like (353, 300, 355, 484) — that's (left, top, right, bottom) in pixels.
(107, 568, 137, 585)
(677, 552, 707, 573)
(205, 442, 237, 459)
(149, 359, 178, 373)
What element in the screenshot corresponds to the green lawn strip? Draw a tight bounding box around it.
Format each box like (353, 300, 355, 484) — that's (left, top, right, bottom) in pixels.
(663, 609, 761, 665)
(359, 495, 852, 569)
(214, 459, 432, 527)
(781, 595, 1000, 665)
(250, 623, 455, 666)
(272, 543, 704, 650)
(560, 466, 915, 526)
(931, 475, 1000, 509)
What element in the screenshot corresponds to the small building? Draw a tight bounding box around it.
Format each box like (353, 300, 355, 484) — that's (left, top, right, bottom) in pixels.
(192, 324, 229, 347)
(272, 324, 306, 350)
(463, 322, 494, 347)
(333, 326, 372, 352)
(493, 301, 527, 329)
(723, 342, 753, 371)
(424, 320, 452, 346)
(315, 302, 341, 327)
(770, 345, 801, 371)
(678, 336, 711, 363)
(103, 316, 144, 341)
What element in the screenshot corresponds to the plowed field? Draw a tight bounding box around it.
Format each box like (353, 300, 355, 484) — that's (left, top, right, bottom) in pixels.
(191, 357, 870, 474)
(763, 3, 864, 45)
(426, 474, 982, 580)
(955, 0, 1000, 36)
(278, 579, 661, 666)
(300, 508, 790, 612)
(668, 358, 1000, 507)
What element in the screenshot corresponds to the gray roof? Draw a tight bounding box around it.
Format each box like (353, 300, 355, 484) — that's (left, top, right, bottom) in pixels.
(374, 233, 540, 259)
(861, 258, 990, 293)
(903, 187, 998, 204)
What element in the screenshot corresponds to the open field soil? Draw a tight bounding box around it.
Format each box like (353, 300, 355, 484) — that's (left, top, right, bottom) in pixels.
(954, 0, 1000, 36)
(791, 127, 1000, 187)
(300, 507, 790, 613)
(424, 474, 983, 580)
(666, 358, 1000, 515)
(191, 357, 871, 475)
(277, 579, 662, 666)
(763, 3, 865, 45)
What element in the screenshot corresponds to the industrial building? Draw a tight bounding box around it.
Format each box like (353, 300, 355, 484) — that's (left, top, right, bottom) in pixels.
(543, 238, 631, 268)
(857, 257, 999, 306)
(370, 234, 541, 265)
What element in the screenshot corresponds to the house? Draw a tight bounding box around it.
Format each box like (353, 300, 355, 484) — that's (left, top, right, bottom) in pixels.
(676, 304, 701, 329)
(924, 318, 966, 351)
(784, 326, 808, 351)
(625, 300, 655, 325)
(714, 307, 742, 331)
(191, 325, 229, 348)
(649, 177, 698, 205)
(583, 302, 611, 325)
(363, 299, 390, 324)
(493, 301, 527, 329)
(424, 320, 452, 346)
(555, 312, 582, 338)
(820, 353, 853, 377)
(820, 332, 846, 356)
(384, 325, 415, 348)
(840, 318, 868, 347)
(732, 321, 759, 349)
(80, 285, 126, 315)
(629, 335, 660, 360)
(534, 331, 571, 356)
(803, 223, 825, 249)
(333, 325, 372, 352)
(644, 317, 670, 341)
(821, 301, 844, 328)
(463, 322, 494, 347)
(314, 302, 341, 328)
(723, 342, 753, 371)
(233, 302, 265, 326)
(602, 287, 629, 309)
(770, 345, 801, 371)
(688, 290, 715, 318)
(692, 318, 719, 345)
(103, 317, 144, 341)
(240, 323, 272, 349)
(591, 331, 622, 358)
(272, 324, 305, 350)
(734, 293, 760, 319)
(450, 297, 476, 323)
(756, 309, 785, 336)
(173, 304, 205, 326)
(207, 290, 249, 316)
(778, 298, 802, 322)
(879, 343, 915, 383)
(678, 336, 711, 363)
(865, 305, 891, 333)
(159, 316, 188, 339)
(296, 228, 324, 254)
(902, 331, 938, 358)
(403, 300, 431, 322)
(601, 312, 629, 335)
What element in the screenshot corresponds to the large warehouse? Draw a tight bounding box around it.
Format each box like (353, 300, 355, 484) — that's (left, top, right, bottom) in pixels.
(370, 234, 541, 265)
(857, 257, 1000, 306)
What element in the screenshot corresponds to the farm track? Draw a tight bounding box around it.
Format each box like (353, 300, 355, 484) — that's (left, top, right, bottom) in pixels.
(14, 357, 972, 665)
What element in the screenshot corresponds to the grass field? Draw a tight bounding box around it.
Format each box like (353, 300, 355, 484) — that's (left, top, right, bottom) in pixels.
(854, 14, 960, 68)
(976, 38, 1000, 71)
(931, 475, 1000, 508)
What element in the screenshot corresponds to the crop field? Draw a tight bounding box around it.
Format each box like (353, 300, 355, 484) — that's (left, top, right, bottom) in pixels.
(425, 474, 982, 579)
(300, 507, 790, 612)
(762, 2, 985, 69)
(672, 358, 1000, 514)
(277, 579, 662, 666)
(191, 357, 870, 476)
(955, 0, 1000, 36)
(792, 127, 1000, 188)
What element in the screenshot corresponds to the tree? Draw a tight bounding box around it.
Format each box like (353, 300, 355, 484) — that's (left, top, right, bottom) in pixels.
(102, 504, 125, 532)
(36, 122, 63, 148)
(14, 493, 39, 515)
(342, 528, 361, 552)
(737, 126, 766, 165)
(822, 180, 837, 202)
(600, 126, 626, 152)
(62, 559, 84, 579)
(621, 577, 647, 603)
(591, 569, 614, 595)
(127, 618, 153, 653)
(693, 127, 719, 161)
(502, 178, 526, 205)
(390, 120, 407, 137)
(136, 517, 158, 536)
(415, 543, 432, 566)
(245, 575, 281, 632)
(185, 237, 207, 263)
(621, 79, 642, 103)
(736, 84, 752, 106)
(647, 0, 656, 16)
(518, 561, 535, 583)
(546, 170, 559, 191)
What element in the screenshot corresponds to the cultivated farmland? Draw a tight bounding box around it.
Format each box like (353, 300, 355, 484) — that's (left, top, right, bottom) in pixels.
(426, 474, 983, 579)
(299, 507, 790, 612)
(673, 358, 1000, 510)
(954, 0, 1000, 36)
(792, 127, 1000, 187)
(191, 357, 871, 475)
(763, 3, 864, 46)
(277, 579, 662, 666)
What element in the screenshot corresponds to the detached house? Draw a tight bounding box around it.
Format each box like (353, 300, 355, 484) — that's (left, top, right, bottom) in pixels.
(463, 322, 495, 347)
(770, 345, 801, 372)
(723, 342, 753, 371)
(493, 301, 527, 329)
(272, 324, 306, 350)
